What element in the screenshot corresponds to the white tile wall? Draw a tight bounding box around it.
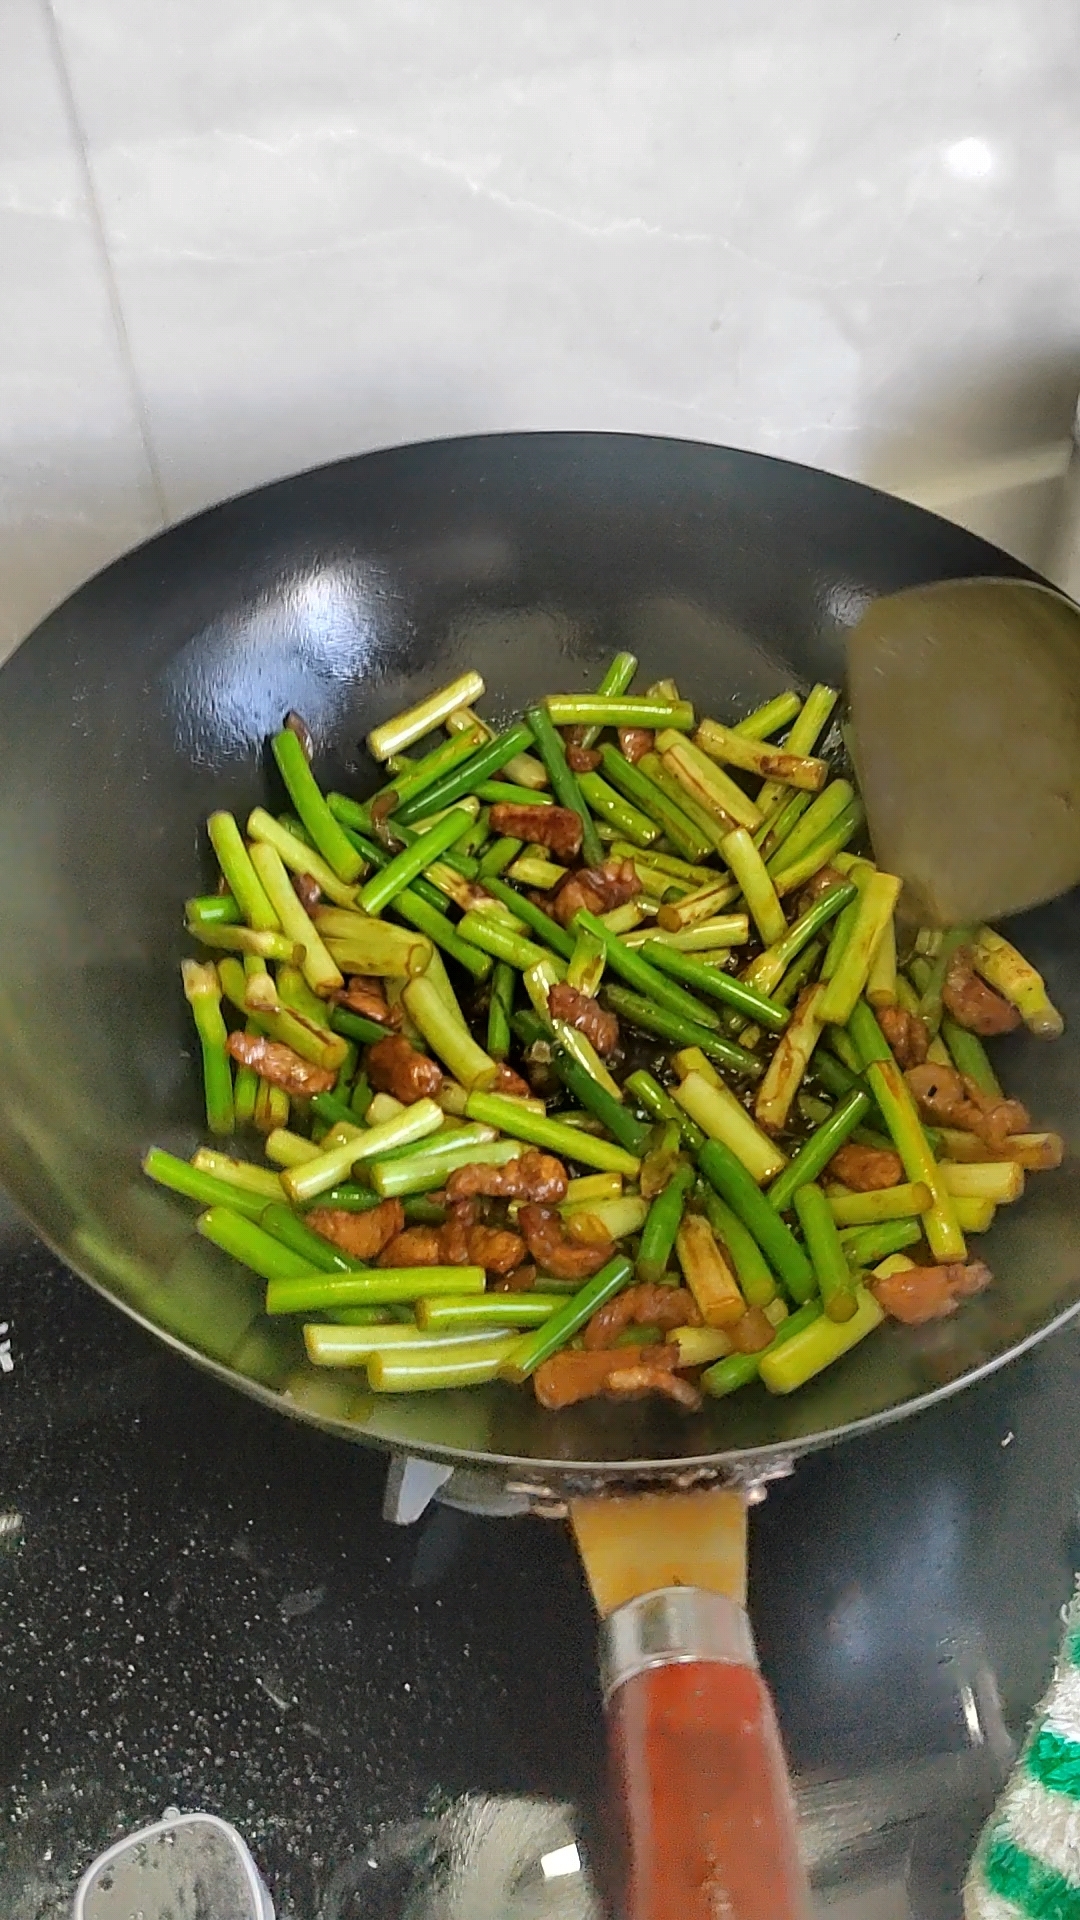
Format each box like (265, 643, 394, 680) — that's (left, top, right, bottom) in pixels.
(0, 0, 161, 660)
(1, 0, 1078, 654)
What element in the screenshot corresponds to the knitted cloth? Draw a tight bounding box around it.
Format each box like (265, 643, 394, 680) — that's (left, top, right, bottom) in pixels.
(966, 1582, 1080, 1918)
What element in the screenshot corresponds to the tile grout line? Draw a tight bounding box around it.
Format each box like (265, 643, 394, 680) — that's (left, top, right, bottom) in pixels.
(38, 0, 171, 530)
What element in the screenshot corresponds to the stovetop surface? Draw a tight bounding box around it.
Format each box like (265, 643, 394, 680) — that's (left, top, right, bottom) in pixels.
(2, 1195, 1078, 1920)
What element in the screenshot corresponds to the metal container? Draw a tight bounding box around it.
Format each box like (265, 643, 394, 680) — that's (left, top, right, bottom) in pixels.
(73, 1810, 274, 1920)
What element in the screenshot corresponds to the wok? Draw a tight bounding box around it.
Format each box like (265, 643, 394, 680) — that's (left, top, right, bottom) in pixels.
(4, 432, 1068, 1482)
(1, 428, 1077, 1488)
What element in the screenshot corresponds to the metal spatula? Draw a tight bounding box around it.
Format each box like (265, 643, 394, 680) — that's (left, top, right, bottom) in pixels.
(846, 578, 1080, 927)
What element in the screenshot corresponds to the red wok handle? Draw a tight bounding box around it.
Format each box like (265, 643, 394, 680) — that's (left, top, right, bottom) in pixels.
(601, 1589, 811, 1920)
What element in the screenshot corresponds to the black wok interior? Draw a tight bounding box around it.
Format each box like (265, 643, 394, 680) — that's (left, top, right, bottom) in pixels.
(1, 430, 1077, 1477)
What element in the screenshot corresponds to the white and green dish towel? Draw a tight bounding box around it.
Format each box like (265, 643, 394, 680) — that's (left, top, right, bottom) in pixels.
(966, 1579, 1080, 1917)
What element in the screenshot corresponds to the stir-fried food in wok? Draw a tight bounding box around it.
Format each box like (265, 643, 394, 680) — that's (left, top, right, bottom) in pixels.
(145, 658, 1064, 1412)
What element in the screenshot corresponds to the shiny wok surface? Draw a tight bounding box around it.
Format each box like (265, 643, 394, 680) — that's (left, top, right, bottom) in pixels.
(0, 430, 1076, 1477)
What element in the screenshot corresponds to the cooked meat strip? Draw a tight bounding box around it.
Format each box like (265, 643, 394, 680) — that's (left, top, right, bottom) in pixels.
(583, 1282, 701, 1350)
(905, 1060, 964, 1124)
(871, 1258, 993, 1325)
(618, 727, 654, 764)
(378, 1226, 443, 1267)
(557, 726, 601, 772)
(291, 871, 323, 915)
(491, 1061, 532, 1098)
(605, 1365, 703, 1411)
(284, 710, 314, 759)
(488, 803, 583, 861)
(827, 1142, 905, 1191)
(438, 1201, 475, 1266)
(961, 1081, 1031, 1149)
(547, 982, 620, 1057)
(552, 858, 640, 927)
(307, 1199, 404, 1261)
(465, 1225, 527, 1275)
(905, 1061, 1028, 1150)
(532, 1343, 680, 1409)
(225, 1032, 336, 1096)
(336, 975, 399, 1027)
(369, 790, 399, 829)
(727, 1307, 777, 1353)
(367, 1034, 443, 1103)
(378, 1203, 524, 1276)
(519, 1202, 615, 1279)
(446, 1150, 569, 1204)
(878, 1004, 930, 1069)
(942, 947, 1021, 1036)
(795, 865, 848, 915)
(490, 1262, 538, 1293)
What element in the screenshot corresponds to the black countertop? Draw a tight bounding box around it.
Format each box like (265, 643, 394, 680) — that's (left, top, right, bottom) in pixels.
(3, 1195, 1078, 1920)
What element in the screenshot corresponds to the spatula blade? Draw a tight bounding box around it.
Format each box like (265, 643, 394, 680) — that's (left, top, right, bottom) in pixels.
(846, 578, 1080, 927)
